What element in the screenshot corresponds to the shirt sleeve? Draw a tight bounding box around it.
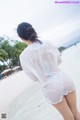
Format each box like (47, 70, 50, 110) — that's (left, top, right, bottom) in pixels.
(19, 54, 38, 82)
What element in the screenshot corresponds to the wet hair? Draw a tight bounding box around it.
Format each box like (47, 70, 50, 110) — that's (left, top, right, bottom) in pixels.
(17, 22, 42, 44)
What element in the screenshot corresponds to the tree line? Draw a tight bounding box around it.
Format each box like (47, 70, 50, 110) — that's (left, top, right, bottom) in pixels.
(0, 36, 27, 73)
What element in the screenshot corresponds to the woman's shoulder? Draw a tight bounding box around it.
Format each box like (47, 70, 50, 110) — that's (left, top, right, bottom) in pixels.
(43, 40, 57, 50)
(19, 47, 30, 61)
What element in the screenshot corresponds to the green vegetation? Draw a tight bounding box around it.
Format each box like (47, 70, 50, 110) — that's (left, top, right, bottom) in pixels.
(0, 36, 27, 73)
(58, 46, 66, 53)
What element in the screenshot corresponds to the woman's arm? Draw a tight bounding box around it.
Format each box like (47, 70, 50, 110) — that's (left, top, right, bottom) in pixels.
(19, 54, 38, 82)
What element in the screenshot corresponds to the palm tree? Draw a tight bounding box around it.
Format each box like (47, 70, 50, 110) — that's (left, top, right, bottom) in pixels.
(11, 42, 27, 66)
(0, 37, 27, 71)
(0, 48, 9, 67)
(0, 49, 8, 73)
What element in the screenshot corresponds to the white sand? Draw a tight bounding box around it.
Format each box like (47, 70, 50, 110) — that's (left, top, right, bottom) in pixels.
(0, 71, 35, 112)
(0, 44, 80, 120)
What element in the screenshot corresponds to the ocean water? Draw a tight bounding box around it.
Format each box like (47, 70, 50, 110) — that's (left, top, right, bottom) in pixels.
(1, 44, 80, 120)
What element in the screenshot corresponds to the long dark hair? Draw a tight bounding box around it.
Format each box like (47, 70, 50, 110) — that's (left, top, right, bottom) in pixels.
(17, 22, 43, 44)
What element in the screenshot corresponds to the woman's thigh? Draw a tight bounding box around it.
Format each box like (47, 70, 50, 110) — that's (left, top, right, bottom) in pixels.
(52, 97, 75, 120)
(64, 90, 80, 120)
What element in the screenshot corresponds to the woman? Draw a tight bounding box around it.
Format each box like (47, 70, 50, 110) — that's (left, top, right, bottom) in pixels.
(17, 22, 80, 120)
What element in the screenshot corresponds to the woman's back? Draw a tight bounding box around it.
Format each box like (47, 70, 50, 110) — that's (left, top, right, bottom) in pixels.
(20, 41, 62, 86)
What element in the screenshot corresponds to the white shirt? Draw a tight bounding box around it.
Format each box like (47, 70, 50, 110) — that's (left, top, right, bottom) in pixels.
(19, 40, 62, 87)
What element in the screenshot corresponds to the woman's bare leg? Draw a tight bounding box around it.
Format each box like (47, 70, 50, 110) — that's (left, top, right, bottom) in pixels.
(52, 97, 75, 120)
(64, 90, 80, 120)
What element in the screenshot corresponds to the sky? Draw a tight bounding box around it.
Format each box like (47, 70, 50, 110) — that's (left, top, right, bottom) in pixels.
(0, 0, 80, 45)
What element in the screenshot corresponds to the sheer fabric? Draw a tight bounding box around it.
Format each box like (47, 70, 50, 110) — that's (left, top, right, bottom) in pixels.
(20, 40, 76, 104)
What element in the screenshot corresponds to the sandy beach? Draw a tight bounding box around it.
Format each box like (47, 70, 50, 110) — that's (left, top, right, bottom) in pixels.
(0, 44, 80, 120)
(0, 71, 35, 112)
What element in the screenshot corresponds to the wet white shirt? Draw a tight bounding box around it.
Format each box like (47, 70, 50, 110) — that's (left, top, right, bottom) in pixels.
(19, 40, 76, 104)
(19, 40, 62, 87)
